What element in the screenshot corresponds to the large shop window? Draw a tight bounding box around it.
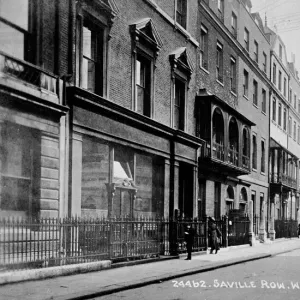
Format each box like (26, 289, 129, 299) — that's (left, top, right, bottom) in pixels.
(80, 138, 163, 218)
(0, 0, 36, 61)
(81, 138, 110, 218)
(0, 123, 39, 217)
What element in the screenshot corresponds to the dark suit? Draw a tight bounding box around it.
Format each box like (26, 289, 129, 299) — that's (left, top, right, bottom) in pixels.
(184, 227, 195, 260)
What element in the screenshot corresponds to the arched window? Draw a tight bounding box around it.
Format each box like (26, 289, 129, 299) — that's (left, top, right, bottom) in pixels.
(242, 127, 250, 168)
(239, 187, 248, 214)
(225, 185, 234, 215)
(228, 117, 239, 166)
(212, 108, 225, 161)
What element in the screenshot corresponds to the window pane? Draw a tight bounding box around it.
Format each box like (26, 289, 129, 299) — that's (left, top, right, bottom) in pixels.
(135, 154, 153, 216)
(81, 138, 109, 218)
(83, 26, 92, 59)
(0, 0, 29, 30)
(0, 22, 25, 59)
(82, 57, 95, 92)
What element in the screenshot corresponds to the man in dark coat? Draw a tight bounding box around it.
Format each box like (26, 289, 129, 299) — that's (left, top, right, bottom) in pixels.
(184, 225, 195, 260)
(208, 217, 221, 254)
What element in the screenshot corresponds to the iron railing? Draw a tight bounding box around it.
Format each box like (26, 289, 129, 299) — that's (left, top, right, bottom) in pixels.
(0, 216, 251, 271)
(228, 148, 239, 166)
(274, 219, 298, 238)
(0, 50, 58, 95)
(227, 216, 250, 246)
(212, 142, 225, 161)
(242, 155, 250, 169)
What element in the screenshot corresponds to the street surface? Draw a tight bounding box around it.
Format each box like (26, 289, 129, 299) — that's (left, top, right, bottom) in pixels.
(93, 248, 300, 300)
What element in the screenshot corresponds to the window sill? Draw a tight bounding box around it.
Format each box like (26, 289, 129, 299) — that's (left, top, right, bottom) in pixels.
(260, 171, 266, 176)
(216, 79, 224, 87)
(253, 103, 258, 109)
(231, 91, 237, 97)
(243, 95, 249, 101)
(252, 168, 257, 172)
(200, 66, 209, 74)
(261, 110, 267, 116)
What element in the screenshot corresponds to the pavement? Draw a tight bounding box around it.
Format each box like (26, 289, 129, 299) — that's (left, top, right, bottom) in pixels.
(0, 238, 300, 300)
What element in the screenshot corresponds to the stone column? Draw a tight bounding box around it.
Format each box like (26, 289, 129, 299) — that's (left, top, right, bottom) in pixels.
(268, 193, 276, 241)
(163, 159, 170, 218)
(173, 161, 180, 216)
(193, 165, 198, 219)
(259, 198, 267, 242)
(248, 199, 255, 246)
(70, 132, 83, 217)
(40, 134, 60, 219)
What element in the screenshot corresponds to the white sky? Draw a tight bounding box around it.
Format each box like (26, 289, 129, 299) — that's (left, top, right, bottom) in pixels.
(251, 0, 300, 72)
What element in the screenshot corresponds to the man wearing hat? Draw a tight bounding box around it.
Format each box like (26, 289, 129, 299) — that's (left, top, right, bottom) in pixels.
(208, 217, 222, 254)
(184, 224, 196, 260)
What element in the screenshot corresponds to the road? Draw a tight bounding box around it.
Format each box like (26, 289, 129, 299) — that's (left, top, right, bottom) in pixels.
(92, 248, 300, 300)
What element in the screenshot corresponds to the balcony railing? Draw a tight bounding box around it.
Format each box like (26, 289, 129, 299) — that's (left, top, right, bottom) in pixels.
(228, 148, 239, 166)
(212, 142, 225, 161)
(0, 51, 58, 95)
(271, 173, 297, 189)
(242, 155, 250, 169)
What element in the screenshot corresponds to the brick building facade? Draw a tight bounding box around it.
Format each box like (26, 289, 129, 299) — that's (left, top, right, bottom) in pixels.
(1, 0, 299, 240)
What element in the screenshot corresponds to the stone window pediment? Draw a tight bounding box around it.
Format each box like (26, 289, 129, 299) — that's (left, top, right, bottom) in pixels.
(169, 47, 194, 79)
(130, 18, 163, 55)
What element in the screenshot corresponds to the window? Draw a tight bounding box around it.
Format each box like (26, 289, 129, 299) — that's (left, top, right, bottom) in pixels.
(77, 16, 105, 95)
(130, 19, 162, 118)
(262, 89, 266, 113)
(200, 25, 208, 70)
(1, 123, 39, 216)
(298, 99, 300, 113)
(272, 63, 276, 84)
(174, 77, 186, 130)
(272, 97, 276, 122)
(261, 140, 265, 173)
(294, 121, 297, 140)
(230, 57, 237, 93)
(283, 108, 287, 131)
(216, 42, 223, 83)
(279, 44, 283, 59)
(231, 12, 237, 37)
(217, 0, 224, 20)
(176, 0, 187, 29)
(254, 41, 258, 63)
(263, 52, 267, 73)
(289, 117, 292, 136)
(252, 134, 257, 170)
(289, 88, 292, 103)
(170, 47, 192, 131)
(136, 54, 151, 117)
(294, 94, 297, 110)
(0, 0, 36, 61)
(284, 78, 287, 97)
(278, 71, 282, 91)
(244, 28, 249, 52)
(298, 126, 300, 144)
(253, 80, 258, 106)
(278, 102, 282, 126)
(243, 70, 249, 97)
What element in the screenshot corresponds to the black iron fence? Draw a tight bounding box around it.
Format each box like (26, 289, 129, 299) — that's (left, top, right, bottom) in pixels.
(274, 219, 298, 238)
(0, 216, 251, 271)
(227, 216, 250, 246)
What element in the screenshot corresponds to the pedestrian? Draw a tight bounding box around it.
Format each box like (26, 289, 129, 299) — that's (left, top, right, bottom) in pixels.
(184, 224, 195, 260)
(208, 217, 222, 254)
(298, 224, 300, 238)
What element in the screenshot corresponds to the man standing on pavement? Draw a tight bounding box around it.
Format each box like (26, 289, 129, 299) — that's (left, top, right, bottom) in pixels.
(184, 224, 195, 260)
